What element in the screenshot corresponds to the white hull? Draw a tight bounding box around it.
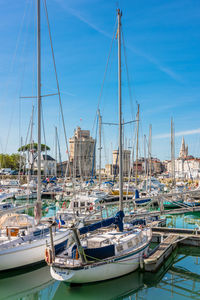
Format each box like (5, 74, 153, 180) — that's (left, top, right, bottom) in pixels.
(0, 229, 69, 271)
(0, 193, 14, 202)
(50, 242, 149, 283)
(15, 193, 37, 200)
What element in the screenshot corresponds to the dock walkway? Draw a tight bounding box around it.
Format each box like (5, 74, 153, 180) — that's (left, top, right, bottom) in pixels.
(144, 234, 179, 272)
(143, 227, 200, 272)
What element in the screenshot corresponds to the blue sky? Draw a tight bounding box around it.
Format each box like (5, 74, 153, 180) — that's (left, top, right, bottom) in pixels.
(0, 0, 200, 165)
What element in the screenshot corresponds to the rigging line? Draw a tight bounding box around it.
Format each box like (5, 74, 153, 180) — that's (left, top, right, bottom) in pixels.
(139, 116, 144, 157)
(20, 93, 59, 99)
(32, 0, 37, 107)
(19, 98, 21, 149)
(90, 117, 98, 179)
(125, 129, 136, 202)
(43, 0, 71, 174)
(102, 120, 137, 126)
(102, 125, 108, 167)
(18, 0, 35, 150)
(18, 0, 34, 98)
(21, 113, 33, 153)
(0, 0, 29, 108)
(92, 17, 118, 134)
(121, 28, 135, 120)
(4, 0, 33, 154)
(41, 102, 47, 151)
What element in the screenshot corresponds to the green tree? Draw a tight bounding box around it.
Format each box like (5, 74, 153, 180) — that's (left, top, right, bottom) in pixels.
(0, 153, 21, 169)
(18, 143, 50, 152)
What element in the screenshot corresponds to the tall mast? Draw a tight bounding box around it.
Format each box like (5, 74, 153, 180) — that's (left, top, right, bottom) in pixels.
(117, 9, 123, 211)
(36, 0, 42, 212)
(135, 104, 139, 187)
(144, 134, 147, 189)
(55, 126, 57, 177)
(98, 109, 102, 189)
(148, 124, 152, 192)
(171, 118, 175, 187)
(29, 105, 34, 182)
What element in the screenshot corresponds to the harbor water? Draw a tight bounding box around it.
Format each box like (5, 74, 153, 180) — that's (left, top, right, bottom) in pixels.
(1, 212, 200, 300)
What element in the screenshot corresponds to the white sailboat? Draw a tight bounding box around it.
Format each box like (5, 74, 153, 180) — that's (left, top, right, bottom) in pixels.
(0, 0, 69, 271)
(48, 9, 152, 284)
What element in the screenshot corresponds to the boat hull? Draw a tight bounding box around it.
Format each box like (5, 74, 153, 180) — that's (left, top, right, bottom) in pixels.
(0, 229, 69, 271)
(50, 242, 149, 283)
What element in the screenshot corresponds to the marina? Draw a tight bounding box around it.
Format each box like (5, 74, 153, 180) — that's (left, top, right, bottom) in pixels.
(1, 219, 200, 299)
(0, 0, 200, 299)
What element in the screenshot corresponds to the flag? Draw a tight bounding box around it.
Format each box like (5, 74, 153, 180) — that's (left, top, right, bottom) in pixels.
(58, 217, 61, 229)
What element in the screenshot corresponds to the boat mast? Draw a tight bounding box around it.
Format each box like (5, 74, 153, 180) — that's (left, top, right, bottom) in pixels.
(36, 0, 42, 213)
(171, 117, 175, 187)
(148, 124, 152, 192)
(135, 104, 139, 187)
(98, 109, 102, 189)
(117, 9, 123, 211)
(144, 134, 147, 190)
(55, 126, 57, 177)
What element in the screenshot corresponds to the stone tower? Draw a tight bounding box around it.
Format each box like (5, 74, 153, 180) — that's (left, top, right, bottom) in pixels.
(179, 137, 188, 158)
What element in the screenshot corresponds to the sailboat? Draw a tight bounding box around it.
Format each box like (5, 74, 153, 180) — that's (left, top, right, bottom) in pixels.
(0, 0, 69, 271)
(48, 9, 152, 284)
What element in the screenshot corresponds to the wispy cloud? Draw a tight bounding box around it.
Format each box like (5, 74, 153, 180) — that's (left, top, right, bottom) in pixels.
(144, 103, 180, 115)
(54, 0, 183, 83)
(154, 128, 200, 139)
(126, 45, 183, 83)
(64, 6, 111, 38)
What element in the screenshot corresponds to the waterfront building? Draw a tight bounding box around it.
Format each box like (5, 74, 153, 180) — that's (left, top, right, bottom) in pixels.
(105, 164, 113, 176)
(133, 157, 163, 175)
(151, 158, 163, 174)
(56, 161, 69, 177)
(133, 159, 143, 175)
(69, 127, 96, 178)
(167, 136, 200, 179)
(34, 154, 56, 176)
(112, 149, 131, 177)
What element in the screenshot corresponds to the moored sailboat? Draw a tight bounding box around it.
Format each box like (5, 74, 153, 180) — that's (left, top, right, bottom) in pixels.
(48, 9, 152, 284)
(0, 0, 69, 271)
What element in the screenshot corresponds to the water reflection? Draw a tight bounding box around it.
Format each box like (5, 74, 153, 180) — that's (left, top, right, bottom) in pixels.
(0, 248, 200, 299)
(53, 271, 144, 300)
(0, 264, 57, 300)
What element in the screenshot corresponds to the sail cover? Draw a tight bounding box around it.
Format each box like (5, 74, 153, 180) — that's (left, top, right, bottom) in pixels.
(79, 210, 124, 235)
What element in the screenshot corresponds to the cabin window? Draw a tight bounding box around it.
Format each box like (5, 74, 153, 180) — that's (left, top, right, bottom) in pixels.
(80, 202, 85, 207)
(135, 237, 140, 244)
(116, 244, 123, 252)
(127, 240, 133, 248)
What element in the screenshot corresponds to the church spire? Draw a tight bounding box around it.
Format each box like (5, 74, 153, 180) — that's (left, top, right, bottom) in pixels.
(179, 136, 186, 158)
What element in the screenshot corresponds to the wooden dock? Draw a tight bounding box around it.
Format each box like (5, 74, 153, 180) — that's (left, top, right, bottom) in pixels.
(144, 234, 179, 272)
(143, 227, 200, 272)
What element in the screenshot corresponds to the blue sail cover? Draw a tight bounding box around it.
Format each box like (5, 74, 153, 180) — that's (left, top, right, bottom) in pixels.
(135, 189, 139, 199)
(50, 176, 57, 182)
(79, 210, 125, 235)
(104, 181, 114, 186)
(55, 215, 65, 225)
